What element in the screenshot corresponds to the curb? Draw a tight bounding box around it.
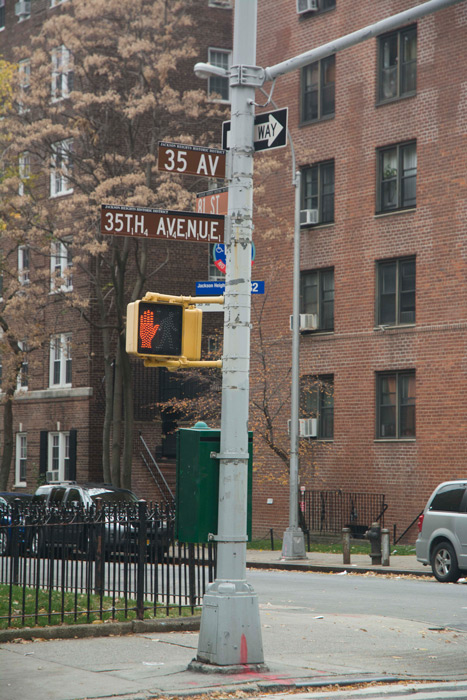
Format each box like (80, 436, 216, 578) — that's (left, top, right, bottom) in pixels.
(0, 614, 201, 644)
(246, 560, 433, 578)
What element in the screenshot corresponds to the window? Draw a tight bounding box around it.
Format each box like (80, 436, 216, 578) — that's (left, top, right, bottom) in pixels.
(49, 333, 72, 387)
(15, 0, 30, 21)
(50, 240, 73, 291)
(50, 0, 68, 6)
(301, 161, 334, 225)
(208, 0, 232, 6)
(377, 371, 415, 439)
(0, 1, 5, 30)
(430, 484, 466, 513)
(48, 432, 70, 481)
(300, 268, 334, 331)
(18, 152, 30, 196)
(16, 341, 28, 391)
(377, 141, 416, 213)
(18, 245, 29, 285)
(207, 48, 231, 102)
(377, 257, 415, 326)
(51, 46, 73, 101)
(301, 375, 334, 439)
(50, 139, 73, 197)
(301, 55, 335, 123)
(18, 59, 30, 112)
(15, 433, 27, 485)
(378, 26, 416, 103)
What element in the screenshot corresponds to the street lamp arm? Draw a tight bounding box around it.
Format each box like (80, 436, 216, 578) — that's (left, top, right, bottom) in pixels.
(263, 0, 465, 83)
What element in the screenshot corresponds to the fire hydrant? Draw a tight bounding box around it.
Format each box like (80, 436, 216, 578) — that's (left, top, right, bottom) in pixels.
(365, 522, 382, 565)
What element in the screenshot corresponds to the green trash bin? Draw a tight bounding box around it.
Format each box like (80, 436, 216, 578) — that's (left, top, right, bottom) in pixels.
(175, 422, 252, 543)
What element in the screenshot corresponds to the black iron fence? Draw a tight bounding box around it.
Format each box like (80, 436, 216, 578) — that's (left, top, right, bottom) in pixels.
(299, 489, 387, 538)
(0, 501, 216, 629)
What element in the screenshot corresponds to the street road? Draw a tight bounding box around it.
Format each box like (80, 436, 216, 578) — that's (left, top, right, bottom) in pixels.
(246, 569, 467, 681)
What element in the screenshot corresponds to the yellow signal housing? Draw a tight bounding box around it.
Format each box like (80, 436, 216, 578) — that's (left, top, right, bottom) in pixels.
(126, 292, 223, 370)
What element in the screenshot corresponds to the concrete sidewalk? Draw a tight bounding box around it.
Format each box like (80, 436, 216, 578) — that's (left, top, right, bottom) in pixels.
(246, 549, 430, 576)
(0, 552, 444, 700)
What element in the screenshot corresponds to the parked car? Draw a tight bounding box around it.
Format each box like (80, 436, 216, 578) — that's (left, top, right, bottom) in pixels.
(30, 482, 172, 558)
(416, 480, 467, 582)
(0, 492, 33, 555)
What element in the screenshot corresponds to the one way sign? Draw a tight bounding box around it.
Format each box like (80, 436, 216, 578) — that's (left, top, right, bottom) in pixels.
(222, 107, 288, 153)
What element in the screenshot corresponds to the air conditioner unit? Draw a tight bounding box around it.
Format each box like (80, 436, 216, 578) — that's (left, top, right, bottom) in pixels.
(288, 418, 318, 438)
(46, 470, 59, 483)
(15, 1, 31, 18)
(297, 0, 318, 15)
(300, 209, 319, 226)
(289, 313, 318, 331)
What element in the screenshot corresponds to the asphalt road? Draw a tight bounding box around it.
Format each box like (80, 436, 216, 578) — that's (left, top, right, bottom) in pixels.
(246, 569, 467, 680)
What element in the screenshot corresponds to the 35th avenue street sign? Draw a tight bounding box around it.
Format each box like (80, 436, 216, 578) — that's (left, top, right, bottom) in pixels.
(158, 141, 226, 179)
(222, 107, 288, 152)
(101, 204, 224, 243)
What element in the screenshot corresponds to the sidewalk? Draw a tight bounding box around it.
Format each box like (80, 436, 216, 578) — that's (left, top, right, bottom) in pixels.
(1, 552, 442, 700)
(246, 549, 431, 576)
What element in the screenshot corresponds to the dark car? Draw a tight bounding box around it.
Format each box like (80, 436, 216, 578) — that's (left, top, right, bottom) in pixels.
(30, 482, 171, 558)
(0, 492, 33, 555)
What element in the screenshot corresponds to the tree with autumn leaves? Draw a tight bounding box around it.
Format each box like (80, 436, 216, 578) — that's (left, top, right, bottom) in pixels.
(0, 1, 226, 489)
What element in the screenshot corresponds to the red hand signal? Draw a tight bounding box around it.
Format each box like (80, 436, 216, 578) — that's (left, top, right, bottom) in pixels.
(139, 310, 160, 348)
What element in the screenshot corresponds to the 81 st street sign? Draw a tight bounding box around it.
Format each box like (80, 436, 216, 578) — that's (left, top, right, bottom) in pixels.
(101, 204, 224, 243)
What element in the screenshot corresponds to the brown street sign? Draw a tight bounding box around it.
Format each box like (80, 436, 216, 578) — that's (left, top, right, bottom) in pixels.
(196, 187, 228, 216)
(158, 141, 226, 178)
(101, 204, 224, 243)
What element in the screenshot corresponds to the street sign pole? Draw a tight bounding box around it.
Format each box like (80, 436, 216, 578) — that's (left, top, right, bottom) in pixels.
(193, 0, 265, 670)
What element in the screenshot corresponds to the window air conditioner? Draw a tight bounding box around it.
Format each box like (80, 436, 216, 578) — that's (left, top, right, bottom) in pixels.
(46, 470, 59, 483)
(15, 1, 31, 17)
(289, 313, 318, 331)
(300, 209, 319, 225)
(297, 0, 318, 15)
(288, 418, 318, 438)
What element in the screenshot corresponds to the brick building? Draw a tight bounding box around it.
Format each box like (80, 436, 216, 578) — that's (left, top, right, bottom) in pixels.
(0, 0, 232, 500)
(251, 0, 467, 541)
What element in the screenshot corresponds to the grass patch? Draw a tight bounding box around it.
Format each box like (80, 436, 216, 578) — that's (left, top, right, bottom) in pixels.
(248, 537, 415, 556)
(0, 584, 200, 630)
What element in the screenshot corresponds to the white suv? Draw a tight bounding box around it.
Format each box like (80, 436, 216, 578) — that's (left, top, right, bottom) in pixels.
(416, 480, 467, 582)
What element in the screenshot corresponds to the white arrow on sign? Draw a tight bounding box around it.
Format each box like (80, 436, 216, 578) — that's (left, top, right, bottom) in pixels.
(254, 114, 284, 147)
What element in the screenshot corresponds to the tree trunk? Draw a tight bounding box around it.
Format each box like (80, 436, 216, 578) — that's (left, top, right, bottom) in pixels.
(0, 387, 15, 491)
(111, 340, 123, 487)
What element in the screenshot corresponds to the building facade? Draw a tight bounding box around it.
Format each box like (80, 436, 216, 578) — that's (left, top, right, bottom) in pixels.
(0, 0, 232, 500)
(252, 0, 467, 541)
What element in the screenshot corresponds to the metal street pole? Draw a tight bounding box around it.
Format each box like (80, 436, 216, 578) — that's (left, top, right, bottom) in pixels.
(193, 0, 265, 669)
(281, 169, 306, 560)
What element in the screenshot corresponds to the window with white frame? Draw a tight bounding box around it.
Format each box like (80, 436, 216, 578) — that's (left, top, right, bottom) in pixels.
(18, 59, 30, 112)
(16, 341, 28, 391)
(50, 139, 73, 197)
(50, 0, 68, 7)
(18, 152, 30, 196)
(49, 333, 72, 387)
(50, 239, 73, 292)
(47, 432, 70, 482)
(0, 0, 5, 30)
(15, 0, 31, 21)
(207, 48, 231, 102)
(15, 433, 27, 485)
(51, 45, 73, 101)
(18, 245, 30, 285)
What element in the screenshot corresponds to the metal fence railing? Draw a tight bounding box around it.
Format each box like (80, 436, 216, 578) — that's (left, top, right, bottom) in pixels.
(299, 489, 387, 538)
(0, 501, 216, 629)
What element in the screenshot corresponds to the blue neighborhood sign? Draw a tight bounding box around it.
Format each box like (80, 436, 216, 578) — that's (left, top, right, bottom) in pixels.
(197, 280, 265, 295)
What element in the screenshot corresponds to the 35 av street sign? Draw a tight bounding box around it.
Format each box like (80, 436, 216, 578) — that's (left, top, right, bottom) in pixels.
(101, 204, 224, 243)
(222, 107, 288, 152)
(158, 141, 226, 178)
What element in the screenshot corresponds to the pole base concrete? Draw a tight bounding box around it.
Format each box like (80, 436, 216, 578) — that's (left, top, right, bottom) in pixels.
(195, 580, 266, 667)
(188, 659, 269, 674)
(281, 526, 307, 560)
